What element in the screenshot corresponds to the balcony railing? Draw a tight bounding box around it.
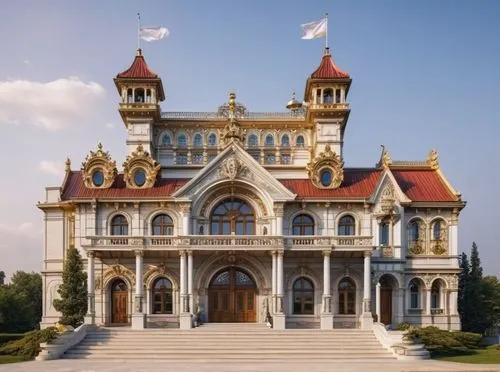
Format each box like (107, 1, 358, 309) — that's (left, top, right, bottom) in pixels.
(309, 103, 350, 110)
(84, 235, 373, 251)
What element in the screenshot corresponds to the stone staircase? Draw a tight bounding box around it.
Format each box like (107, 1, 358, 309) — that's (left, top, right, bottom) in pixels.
(62, 323, 396, 362)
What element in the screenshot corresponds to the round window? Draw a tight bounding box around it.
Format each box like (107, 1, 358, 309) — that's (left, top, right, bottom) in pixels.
(134, 169, 146, 187)
(320, 169, 332, 187)
(92, 170, 104, 187)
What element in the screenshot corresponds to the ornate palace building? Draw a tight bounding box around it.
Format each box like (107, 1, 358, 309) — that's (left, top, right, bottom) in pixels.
(38, 47, 465, 331)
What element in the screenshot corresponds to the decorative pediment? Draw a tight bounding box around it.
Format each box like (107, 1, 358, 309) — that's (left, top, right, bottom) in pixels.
(306, 144, 344, 189)
(369, 169, 411, 210)
(81, 143, 117, 189)
(172, 142, 296, 202)
(122, 144, 161, 188)
(95, 264, 136, 290)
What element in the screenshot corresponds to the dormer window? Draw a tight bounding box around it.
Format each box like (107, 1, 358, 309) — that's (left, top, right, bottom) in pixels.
(135, 88, 145, 103)
(323, 88, 333, 104)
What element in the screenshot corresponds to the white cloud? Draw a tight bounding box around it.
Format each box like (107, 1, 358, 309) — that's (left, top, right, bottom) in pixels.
(39, 160, 64, 176)
(0, 222, 40, 237)
(105, 122, 116, 129)
(0, 77, 106, 130)
(23, 60, 30, 65)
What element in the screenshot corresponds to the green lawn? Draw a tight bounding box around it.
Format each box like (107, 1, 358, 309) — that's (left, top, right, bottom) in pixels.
(0, 355, 25, 364)
(434, 346, 500, 364)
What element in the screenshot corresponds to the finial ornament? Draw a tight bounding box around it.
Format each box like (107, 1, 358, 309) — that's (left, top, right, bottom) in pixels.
(218, 92, 246, 147)
(65, 158, 71, 173)
(377, 145, 392, 169)
(427, 149, 439, 170)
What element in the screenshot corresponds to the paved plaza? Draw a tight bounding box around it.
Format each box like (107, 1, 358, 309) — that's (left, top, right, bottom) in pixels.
(1, 360, 499, 372)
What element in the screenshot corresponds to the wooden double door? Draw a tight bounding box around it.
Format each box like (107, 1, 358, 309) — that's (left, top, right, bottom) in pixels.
(111, 279, 128, 324)
(208, 268, 257, 323)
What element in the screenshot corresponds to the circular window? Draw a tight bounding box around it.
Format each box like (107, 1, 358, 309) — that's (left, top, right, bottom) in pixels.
(92, 170, 104, 187)
(134, 169, 146, 187)
(320, 169, 332, 187)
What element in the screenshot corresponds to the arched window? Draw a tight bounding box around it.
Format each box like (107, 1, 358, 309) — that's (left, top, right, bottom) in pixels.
(152, 214, 174, 235)
(193, 133, 203, 147)
(408, 220, 422, 245)
(135, 88, 145, 103)
(432, 220, 443, 240)
(248, 134, 258, 147)
(281, 134, 290, 147)
(162, 134, 172, 146)
(208, 133, 217, 146)
(409, 278, 421, 309)
(292, 214, 314, 235)
(177, 134, 187, 147)
(210, 198, 255, 235)
(296, 135, 305, 148)
(338, 278, 356, 314)
(127, 88, 133, 103)
(111, 215, 128, 235)
(431, 281, 440, 309)
(293, 277, 314, 314)
(146, 89, 152, 103)
(265, 134, 274, 147)
(380, 221, 389, 246)
(152, 278, 173, 314)
(338, 215, 355, 236)
(323, 88, 333, 104)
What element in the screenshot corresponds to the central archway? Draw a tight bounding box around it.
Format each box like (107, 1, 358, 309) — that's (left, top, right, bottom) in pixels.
(208, 267, 257, 323)
(210, 198, 255, 235)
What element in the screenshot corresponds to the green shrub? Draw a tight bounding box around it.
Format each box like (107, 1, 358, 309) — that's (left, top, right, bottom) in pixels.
(403, 326, 482, 355)
(0, 334, 24, 346)
(0, 327, 57, 360)
(397, 322, 411, 331)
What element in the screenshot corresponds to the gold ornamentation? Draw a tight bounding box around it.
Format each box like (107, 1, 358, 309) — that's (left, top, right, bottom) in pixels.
(381, 183, 396, 214)
(306, 144, 344, 189)
(427, 149, 439, 170)
(123, 144, 161, 189)
(96, 264, 135, 290)
(81, 143, 117, 189)
(377, 145, 392, 169)
(218, 155, 247, 180)
(431, 241, 446, 255)
(409, 241, 424, 255)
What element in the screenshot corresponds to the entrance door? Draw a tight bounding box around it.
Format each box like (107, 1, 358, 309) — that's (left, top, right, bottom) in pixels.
(111, 279, 128, 324)
(380, 287, 392, 325)
(208, 268, 257, 323)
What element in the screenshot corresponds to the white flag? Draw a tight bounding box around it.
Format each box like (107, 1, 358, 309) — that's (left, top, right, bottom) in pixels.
(140, 27, 169, 42)
(301, 18, 327, 40)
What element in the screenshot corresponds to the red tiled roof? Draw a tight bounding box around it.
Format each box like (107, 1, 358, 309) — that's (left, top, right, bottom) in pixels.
(311, 48, 350, 79)
(392, 169, 457, 202)
(116, 49, 158, 79)
(280, 169, 381, 198)
(61, 171, 187, 200)
(61, 169, 458, 203)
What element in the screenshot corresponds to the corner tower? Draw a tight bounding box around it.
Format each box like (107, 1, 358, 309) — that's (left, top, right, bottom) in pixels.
(304, 47, 351, 158)
(114, 48, 165, 155)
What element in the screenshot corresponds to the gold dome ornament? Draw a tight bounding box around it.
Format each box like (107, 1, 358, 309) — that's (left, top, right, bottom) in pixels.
(122, 144, 161, 188)
(286, 91, 302, 111)
(306, 144, 344, 189)
(81, 143, 117, 188)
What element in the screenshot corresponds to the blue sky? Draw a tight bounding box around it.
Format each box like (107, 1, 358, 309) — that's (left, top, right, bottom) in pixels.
(0, 0, 499, 278)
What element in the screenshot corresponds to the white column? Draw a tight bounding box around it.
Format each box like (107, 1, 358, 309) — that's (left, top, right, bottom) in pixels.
(375, 282, 381, 323)
(396, 288, 405, 324)
(180, 251, 187, 313)
(84, 251, 95, 324)
(449, 290, 458, 315)
(179, 203, 191, 236)
(425, 289, 431, 315)
(135, 250, 144, 313)
(272, 251, 277, 313)
(187, 250, 193, 313)
(363, 251, 372, 313)
(277, 251, 284, 313)
(322, 250, 331, 313)
(274, 204, 284, 236)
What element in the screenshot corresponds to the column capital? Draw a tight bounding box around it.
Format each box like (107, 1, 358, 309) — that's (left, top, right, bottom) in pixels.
(186, 250, 193, 256)
(273, 203, 284, 217)
(364, 250, 372, 258)
(179, 250, 186, 257)
(176, 202, 192, 214)
(269, 250, 278, 257)
(376, 282, 381, 288)
(322, 249, 331, 257)
(86, 250, 95, 258)
(277, 250, 284, 258)
(134, 249, 144, 257)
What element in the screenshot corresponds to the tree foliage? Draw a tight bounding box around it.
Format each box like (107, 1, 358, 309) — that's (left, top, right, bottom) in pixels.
(0, 271, 5, 286)
(53, 247, 87, 327)
(0, 271, 42, 333)
(459, 242, 500, 334)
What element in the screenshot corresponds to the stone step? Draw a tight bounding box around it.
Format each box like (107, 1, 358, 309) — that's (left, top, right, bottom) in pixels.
(64, 350, 392, 357)
(73, 344, 384, 350)
(62, 355, 395, 361)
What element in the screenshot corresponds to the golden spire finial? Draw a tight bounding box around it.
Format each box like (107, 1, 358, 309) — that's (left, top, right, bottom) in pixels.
(97, 142, 103, 151)
(378, 145, 392, 169)
(427, 148, 439, 170)
(65, 158, 71, 173)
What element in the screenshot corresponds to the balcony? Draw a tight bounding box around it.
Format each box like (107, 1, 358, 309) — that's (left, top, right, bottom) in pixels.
(83, 235, 373, 252)
(309, 103, 350, 110)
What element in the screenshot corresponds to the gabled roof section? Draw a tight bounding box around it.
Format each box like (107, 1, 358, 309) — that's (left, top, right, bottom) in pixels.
(310, 47, 350, 79)
(116, 49, 158, 79)
(392, 169, 459, 202)
(367, 169, 411, 204)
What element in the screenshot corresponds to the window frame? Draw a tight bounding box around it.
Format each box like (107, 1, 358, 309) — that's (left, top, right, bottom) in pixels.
(152, 214, 174, 236)
(293, 277, 314, 315)
(338, 277, 356, 314)
(152, 277, 173, 314)
(292, 214, 315, 236)
(338, 215, 355, 236)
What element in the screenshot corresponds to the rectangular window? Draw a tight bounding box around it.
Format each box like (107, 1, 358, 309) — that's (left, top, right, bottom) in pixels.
(380, 223, 389, 246)
(410, 293, 419, 309)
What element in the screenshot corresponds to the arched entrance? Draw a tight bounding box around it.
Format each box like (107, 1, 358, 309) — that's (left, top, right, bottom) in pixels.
(208, 267, 257, 323)
(379, 274, 397, 325)
(110, 279, 128, 324)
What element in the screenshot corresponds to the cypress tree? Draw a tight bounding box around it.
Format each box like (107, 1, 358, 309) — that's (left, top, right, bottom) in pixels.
(53, 247, 87, 327)
(458, 252, 470, 325)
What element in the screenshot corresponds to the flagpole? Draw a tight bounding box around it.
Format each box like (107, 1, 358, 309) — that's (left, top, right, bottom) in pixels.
(137, 12, 141, 50)
(325, 12, 329, 49)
